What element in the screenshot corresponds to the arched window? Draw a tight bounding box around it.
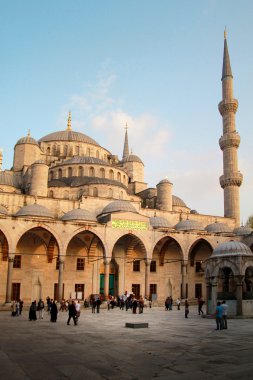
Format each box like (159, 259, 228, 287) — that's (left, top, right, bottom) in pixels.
(46, 147, 50, 154)
(58, 169, 62, 179)
(117, 172, 121, 182)
(108, 188, 113, 198)
(93, 187, 98, 197)
(89, 167, 95, 177)
(100, 168, 105, 178)
(78, 166, 84, 176)
(49, 190, 54, 198)
(109, 170, 114, 180)
(68, 167, 72, 177)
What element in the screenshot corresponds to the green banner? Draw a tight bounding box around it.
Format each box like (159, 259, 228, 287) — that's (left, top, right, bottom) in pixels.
(112, 219, 148, 230)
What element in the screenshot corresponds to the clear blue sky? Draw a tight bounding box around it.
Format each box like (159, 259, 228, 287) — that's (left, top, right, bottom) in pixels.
(0, 0, 252, 223)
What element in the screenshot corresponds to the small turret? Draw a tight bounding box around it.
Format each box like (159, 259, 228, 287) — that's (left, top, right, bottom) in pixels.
(156, 177, 173, 211)
(30, 161, 49, 197)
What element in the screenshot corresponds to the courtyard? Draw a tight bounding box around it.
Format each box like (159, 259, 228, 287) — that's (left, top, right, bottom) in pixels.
(0, 305, 252, 379)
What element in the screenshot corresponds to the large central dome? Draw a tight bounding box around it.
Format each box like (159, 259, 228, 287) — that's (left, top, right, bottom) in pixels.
(38, 130, 100, 146)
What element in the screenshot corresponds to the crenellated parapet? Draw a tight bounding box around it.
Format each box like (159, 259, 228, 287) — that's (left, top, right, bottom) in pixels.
(219, 132, 240, 150)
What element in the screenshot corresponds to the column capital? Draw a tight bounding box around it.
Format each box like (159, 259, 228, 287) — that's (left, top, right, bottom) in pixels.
(103, 259, 110, 266)
(145, 259, 152, 266)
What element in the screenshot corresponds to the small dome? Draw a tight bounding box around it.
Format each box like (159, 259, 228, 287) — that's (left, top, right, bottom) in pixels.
(39, 130, 100, 147)
(206, 222, 232, 234)
(150, 216, 174, 229)
(212, 241, 252, 257)
(100, 200, 138, 215)
(175, 219, 205, 231)
(0, 205, 8, 215)
(122, 154, 143, 164)
(15, 204, 54, 218)
(16, 136, 38, 146)
(63, 156, 109, 166)
(233, 226, 253, 236)
(61, 208, 96, 222)
(158, 178, 172, 185)
(172, 195, 187, 208)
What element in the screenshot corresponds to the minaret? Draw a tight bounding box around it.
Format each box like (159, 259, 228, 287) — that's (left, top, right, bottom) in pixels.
(122, 123, 129, 159)
(218, 30, 242, 226)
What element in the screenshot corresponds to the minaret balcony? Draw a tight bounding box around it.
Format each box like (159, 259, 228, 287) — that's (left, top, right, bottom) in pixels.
(218, 99, 238, 116)
(219, 172, 243, 188)
(219, 133, 241, 150)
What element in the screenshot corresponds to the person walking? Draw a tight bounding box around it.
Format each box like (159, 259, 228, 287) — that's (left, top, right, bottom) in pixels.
(50, 300, 58, 322)
(75, 300, 81, 321)
(67, 300, 77, 325)
(185, 299, 189, 318)
(221, 300, 228, 329)
(96, 296, 102, 313)
(176, 298, 181, 310)
(37, 299, 45, 319)
(29, 301, 37, 321)
(215, 301, 223, 330)
(198, 296, 205, 315)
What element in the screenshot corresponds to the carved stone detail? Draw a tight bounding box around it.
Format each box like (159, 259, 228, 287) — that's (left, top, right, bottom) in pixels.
(219, 173, 243, 188)
(219, 133, 241, 150)
(218, 99, 238, 115)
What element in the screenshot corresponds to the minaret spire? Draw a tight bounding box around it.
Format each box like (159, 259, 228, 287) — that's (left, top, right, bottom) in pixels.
(67, 112, 72, 131)
(222, 28, 233, 81)
(122, 122, 129, 159)
(218, 31, 242, 227)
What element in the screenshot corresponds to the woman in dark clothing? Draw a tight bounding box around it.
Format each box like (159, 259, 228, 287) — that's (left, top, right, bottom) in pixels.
(50, 300, 58, 322)
(29, 301, 37, 321)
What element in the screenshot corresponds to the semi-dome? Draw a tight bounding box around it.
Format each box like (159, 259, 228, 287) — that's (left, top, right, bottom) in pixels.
(175, 219, 205, 231)
(150, 216, 174, 229)
(15, 204, 54, 218)
(38, 130, 100, 146)
(15, 135, 39, 146)
(0, 205, 8, 215)
(0, 172, 19, 188)
(61, 208, 96, 222)
(100, 200, 138, 215)
(205, 222, 232, 234)
(212, 241, 252, 257)
(172, 195, 187, 208)
(122, 154, 143, 164)
(62, 156, 109, 166)
(233, 226, 253, 236)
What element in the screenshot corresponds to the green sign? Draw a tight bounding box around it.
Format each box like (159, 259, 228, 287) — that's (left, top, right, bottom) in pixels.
(112, 219, 148, 230)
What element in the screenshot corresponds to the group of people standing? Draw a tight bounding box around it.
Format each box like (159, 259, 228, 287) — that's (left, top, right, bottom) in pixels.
(11, 300, 23, 316)
(215, 300, 228, 330)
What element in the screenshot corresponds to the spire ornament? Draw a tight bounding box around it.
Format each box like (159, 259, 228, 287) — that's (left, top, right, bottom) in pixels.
(67, 112, 72, 131)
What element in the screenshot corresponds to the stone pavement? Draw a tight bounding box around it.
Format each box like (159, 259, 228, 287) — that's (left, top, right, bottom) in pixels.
(0, 305, 252, 380)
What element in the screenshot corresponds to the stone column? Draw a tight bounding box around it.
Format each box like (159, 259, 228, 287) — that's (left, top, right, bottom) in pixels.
(104, 260, 110, 299)
(181, 262, 187, 299)
(5, 256, 15, 303)
(236, 275, 243, 316)
(211, 280, 217, 315)
(58, 256, 65, 302)
(145, 259, 151, 298)
(206, 282, 212, 314)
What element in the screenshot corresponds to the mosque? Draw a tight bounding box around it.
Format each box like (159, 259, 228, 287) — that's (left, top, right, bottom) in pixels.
(0, 34, 253, 314)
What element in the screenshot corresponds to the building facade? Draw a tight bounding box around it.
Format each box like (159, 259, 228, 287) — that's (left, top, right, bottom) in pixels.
(0, 35, 252, 306)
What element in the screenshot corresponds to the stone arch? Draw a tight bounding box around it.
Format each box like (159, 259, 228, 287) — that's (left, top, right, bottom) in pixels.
(109, 170, 114, 180)
(152, 235, 183, 264)
(112, 232, 148, 261)
(188, 238, 213, 271)
(100, 168, 105, 178)
(78, 166, 84, 176)
(0, 228, 10, 261)
(67, 167, 72, 177)
(89, 167, 95, 177)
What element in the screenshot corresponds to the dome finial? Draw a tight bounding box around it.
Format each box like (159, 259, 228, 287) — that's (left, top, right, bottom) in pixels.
(28, 129, 31, 138)
(224, 27, 227, 40)
(67, 112, 72, 131)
